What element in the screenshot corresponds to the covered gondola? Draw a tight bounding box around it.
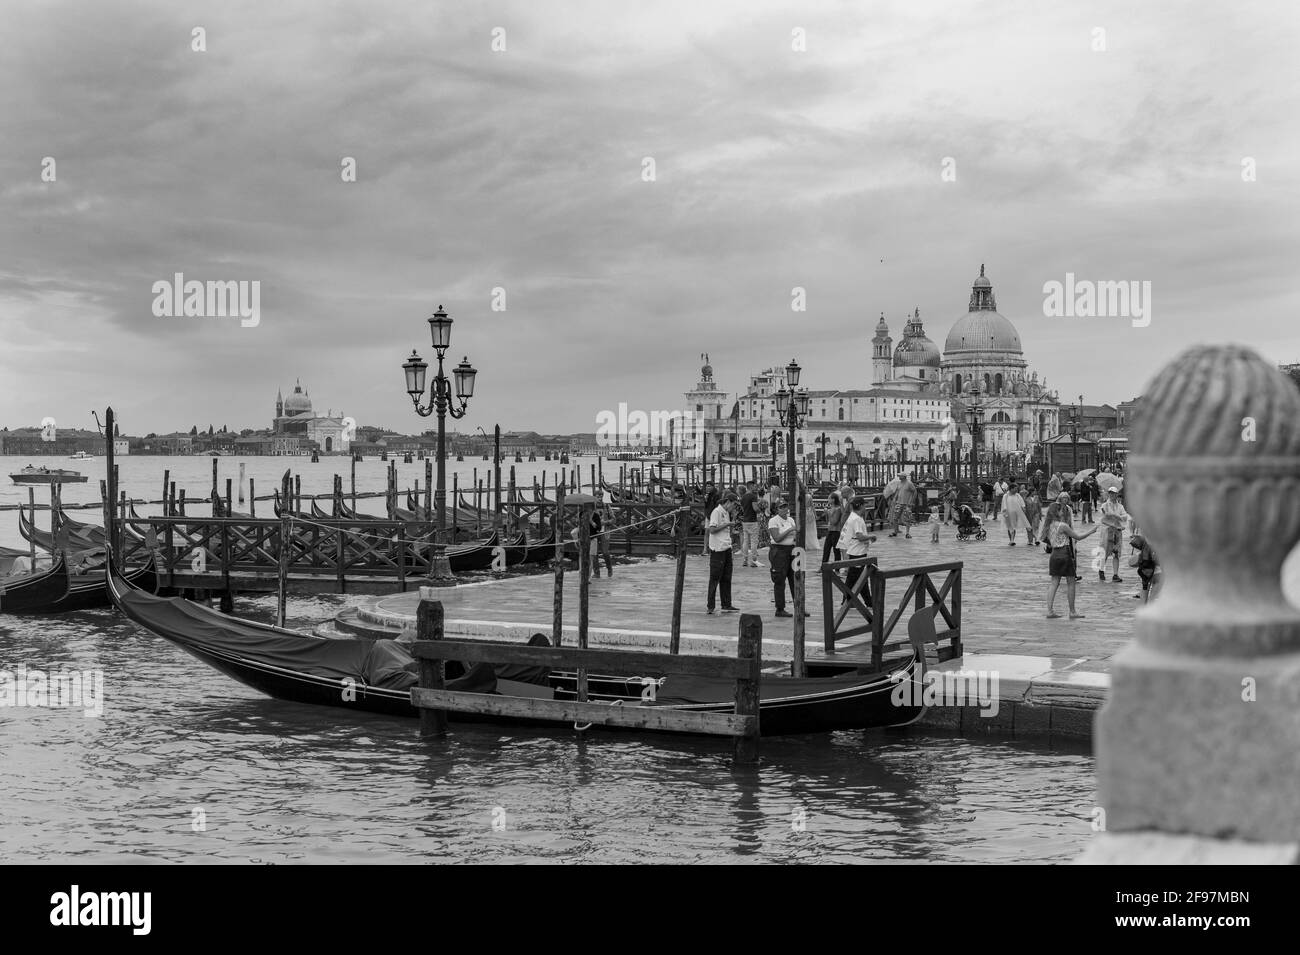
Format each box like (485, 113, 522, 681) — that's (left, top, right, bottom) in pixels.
(106, 563, 927, 734)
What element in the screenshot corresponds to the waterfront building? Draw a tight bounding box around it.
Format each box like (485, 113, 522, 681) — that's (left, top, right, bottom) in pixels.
(273, 380, 350, 453)
(671, 266, 1067, 464)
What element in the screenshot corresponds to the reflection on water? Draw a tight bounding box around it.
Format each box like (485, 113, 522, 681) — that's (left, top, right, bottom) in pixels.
(0, 598, 1095, 863)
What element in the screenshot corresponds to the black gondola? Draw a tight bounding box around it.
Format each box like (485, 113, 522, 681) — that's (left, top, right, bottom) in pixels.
(106, 563, 928, 734)
(0, 555, 70, 613)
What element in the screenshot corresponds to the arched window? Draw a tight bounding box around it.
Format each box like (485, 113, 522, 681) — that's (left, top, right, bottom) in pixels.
(983, 373, 991, 392)
(741, 438, 749, 453)
(796, 441, 804, 456)
(325, 436, 333, 452)
(954, 373, 963, 393)
(994, 373, 1004, 393)
(873, 437, 881, 444)
(837, 407, 844, 420)
(991, 411, 1010, 424)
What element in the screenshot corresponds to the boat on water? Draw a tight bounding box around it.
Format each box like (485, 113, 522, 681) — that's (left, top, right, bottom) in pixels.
(9, 466, 89, 484)
(69, 451, 94, 460)
(106, 562, 928, 734)
(1, 554, 157, 614)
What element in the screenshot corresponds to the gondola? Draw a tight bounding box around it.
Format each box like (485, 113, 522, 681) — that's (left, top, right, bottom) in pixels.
(0, 555, 69, 613)
(1, 553, 157, 615)
(19, 504, 105, 553)
(106, 562, 928, 734)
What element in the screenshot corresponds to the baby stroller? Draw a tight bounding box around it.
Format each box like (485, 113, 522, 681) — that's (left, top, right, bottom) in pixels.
(955, 505, 986, 542)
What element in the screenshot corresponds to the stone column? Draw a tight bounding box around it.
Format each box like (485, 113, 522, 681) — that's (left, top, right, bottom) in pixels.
(1081, 345, 1300, 864)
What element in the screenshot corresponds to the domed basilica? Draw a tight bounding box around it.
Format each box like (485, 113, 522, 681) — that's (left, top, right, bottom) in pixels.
(677, 266, 1065, 464)
(868, 265, 1063, 451)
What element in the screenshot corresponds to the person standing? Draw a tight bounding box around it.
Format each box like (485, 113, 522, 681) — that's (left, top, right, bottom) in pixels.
(1079, 477, 1096, 524)
(1047, 472, 1064, 499)
(943, 482, 959, 524)
(1022, 488, 1043, 546)
(701, 482, 719, 557)
(978, 480, 994, 520)
(767, 500, 807, 618)
(706, 494, 740, 614)
(992, 476, 1009, 522)
(889, 473, 918, 538)
(928, 505, 942, 543)
(822, 492, 845, 563)
(1097, 486, 1132, 582)
(841, 497, 875, 602)
(1043, 501, 1098, 619)
(999, 481, 1029, 545)
(738, 481, 760, 568)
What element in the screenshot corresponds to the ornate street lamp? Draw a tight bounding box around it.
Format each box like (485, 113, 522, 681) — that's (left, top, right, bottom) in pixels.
(403, 305, 477, 583)
(773, 359, 810, 675)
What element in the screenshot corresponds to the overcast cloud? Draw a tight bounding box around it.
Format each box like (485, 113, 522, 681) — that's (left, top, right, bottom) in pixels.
(1, 0, 1296, 435)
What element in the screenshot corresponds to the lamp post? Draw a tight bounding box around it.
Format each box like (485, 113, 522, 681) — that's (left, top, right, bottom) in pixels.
(774, 358, 811, 678)
(964, 388, 984, 481)
(1070, 397, 1082, 473)
(402, 305, 478, 583)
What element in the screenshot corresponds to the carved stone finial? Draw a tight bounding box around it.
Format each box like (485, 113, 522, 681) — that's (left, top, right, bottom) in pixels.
(1129, 345, 1300, 657)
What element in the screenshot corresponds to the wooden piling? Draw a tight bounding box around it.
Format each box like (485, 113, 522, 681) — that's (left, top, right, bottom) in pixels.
(670, 506, 688, 654)
(577, 500, 592, 703)
(27, 487, 36, 565)
(397, 525, 407, 592)
(415, 598, 448, 736)
(277, 471, 290, 628)
(735, 614, 762, 764)
(211, 457, 219, 517)
(178, 489, 186, 516)
(249, 479, 256, 519)
(162, 469, 170, 517)
(226, 478, 233, 517)
(552, 484, 565, 646)
(351, 455, 357, 513)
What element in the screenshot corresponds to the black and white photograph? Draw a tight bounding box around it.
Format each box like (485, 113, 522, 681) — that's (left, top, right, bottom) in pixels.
(1, 0, 1297, 908)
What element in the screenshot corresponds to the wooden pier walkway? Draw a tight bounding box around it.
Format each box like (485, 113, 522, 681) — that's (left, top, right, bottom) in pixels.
(334, 529, 1148, 674)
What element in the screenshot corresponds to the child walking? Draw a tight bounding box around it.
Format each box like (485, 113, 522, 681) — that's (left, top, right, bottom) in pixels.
(928, 505, 941, 543)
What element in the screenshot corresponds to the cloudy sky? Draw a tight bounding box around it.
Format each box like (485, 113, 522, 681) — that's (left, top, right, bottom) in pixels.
(1, 0, 1296, 437)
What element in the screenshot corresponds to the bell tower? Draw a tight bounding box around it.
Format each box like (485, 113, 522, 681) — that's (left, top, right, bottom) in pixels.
(871, 313, 893, 387)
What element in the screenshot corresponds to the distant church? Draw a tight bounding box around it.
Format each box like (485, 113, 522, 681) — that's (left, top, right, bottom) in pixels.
(273, 380, 350, 453)
(675, 266, 1066, 464)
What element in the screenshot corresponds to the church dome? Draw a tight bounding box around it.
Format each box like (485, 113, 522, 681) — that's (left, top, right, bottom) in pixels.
(893, 309, 941, 367)
(284, 382, 313, 415)
(944, 266, 1023, 356)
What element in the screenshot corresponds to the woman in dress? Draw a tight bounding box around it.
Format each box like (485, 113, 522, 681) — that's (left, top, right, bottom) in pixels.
(1042, 501, 1097, 619)
(999, 481, 1030, 545)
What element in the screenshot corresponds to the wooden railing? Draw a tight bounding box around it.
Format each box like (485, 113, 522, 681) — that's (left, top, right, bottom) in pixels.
(119, 515, 447, 584)
(820, 558, 963, 670)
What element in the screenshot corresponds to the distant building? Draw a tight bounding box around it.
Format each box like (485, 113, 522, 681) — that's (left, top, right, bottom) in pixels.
(273, 380, 349, 453)
(672, 266, 1066, 465)
(0, 427, 102, 456)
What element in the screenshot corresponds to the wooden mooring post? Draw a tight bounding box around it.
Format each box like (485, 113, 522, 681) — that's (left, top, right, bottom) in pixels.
(277, 471, 291, 628)
(552, 483, 565, 646)
(669, 505, 688, 654)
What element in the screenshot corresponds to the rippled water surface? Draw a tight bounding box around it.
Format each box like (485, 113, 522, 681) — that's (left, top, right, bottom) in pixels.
(0, 597, 1094, 864)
